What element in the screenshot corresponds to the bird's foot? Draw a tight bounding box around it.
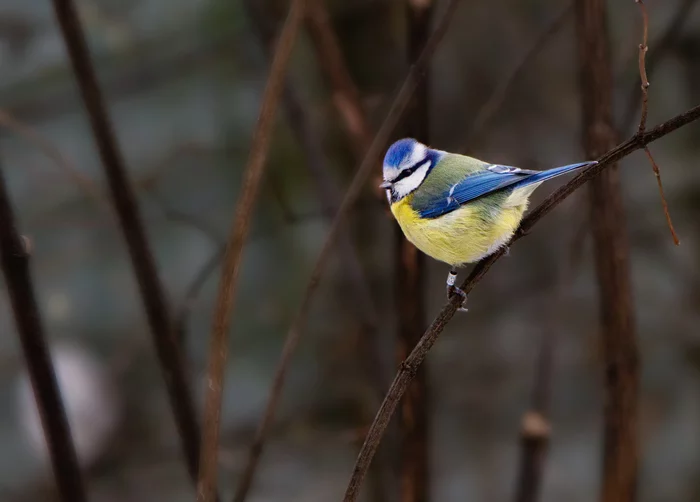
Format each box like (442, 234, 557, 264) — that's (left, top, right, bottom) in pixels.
(504, 245, 510, 257)
(446, 270, 468, 312)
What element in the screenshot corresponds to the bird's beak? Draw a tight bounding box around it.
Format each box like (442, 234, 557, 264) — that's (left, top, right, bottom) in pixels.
(379, 181, 392, 189)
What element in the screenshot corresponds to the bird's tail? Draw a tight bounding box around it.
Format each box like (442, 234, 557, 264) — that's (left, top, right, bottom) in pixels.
(517, 161, 596, 188)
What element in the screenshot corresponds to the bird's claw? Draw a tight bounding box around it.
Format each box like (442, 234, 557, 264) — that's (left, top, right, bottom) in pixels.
(446, 285, 469, 312)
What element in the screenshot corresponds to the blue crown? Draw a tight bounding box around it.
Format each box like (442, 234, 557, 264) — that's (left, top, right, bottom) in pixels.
(384, 138, 417, 168)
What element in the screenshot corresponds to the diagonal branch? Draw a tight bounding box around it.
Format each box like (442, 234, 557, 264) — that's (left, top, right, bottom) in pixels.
(50, 0, 204, 487)
(196, 1, 307, 501)
(222, 0, 465, 500)
(341, 104, 700, 502)
(229, 2, 382, 500)
(0, 159, 87, 502)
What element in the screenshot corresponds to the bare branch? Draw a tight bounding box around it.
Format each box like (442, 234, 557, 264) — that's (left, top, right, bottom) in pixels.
(634, 0, 680, 245)
(195, 0, 307, 500)
(0, 159, 87, 502)
(50, 0, 203, 487)
(220, 1, 466, 500)
(636, 0, 650, 134)
(644, 146, 680, 245)
(341, 104, 700, 502)
(229, 2, 382, 499)
(621, 0, 700, 132)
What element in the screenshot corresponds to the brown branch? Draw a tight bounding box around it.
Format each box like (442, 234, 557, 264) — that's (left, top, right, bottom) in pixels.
(621, 0, 700, 133)
(341, 103, 700, 502)
(50, 0, 203, 487)
(304, 0, 387, 202)
(644, 147, 679, 245)
(636, 0, 650, 134)
(222, 1, 465, 500)
(397, 1, 432, 502)
(460, 2, 573, 152)
(513, 217, 587, 502)
(305, 0, 373, 153)
(196, 1, 307, 500)
(634, 0, 679, 246)
(229, 3, 382, 500)
(0, 160, 87, 502)
(577, 3, 639, 500)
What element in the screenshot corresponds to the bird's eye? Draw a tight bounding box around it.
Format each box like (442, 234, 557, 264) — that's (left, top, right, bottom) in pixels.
(392, 158, 430, 183)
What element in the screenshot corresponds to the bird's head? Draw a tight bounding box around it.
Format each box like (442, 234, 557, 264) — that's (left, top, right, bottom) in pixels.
(381, 138, 440, 202)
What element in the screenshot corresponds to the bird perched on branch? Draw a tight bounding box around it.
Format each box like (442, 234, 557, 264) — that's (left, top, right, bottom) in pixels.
(381, 138, 595, 311)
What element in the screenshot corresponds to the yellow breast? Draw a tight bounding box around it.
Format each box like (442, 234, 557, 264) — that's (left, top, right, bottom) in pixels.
(390, 194, 525, 266)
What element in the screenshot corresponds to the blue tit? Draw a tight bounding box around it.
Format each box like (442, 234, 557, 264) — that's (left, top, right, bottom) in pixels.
(380, 138, 595, 310)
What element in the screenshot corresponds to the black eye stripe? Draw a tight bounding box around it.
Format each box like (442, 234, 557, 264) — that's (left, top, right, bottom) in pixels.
(391, 158, 431, 183)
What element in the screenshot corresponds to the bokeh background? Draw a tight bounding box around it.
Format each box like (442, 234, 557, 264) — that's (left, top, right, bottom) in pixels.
(1, 0, 700, 500)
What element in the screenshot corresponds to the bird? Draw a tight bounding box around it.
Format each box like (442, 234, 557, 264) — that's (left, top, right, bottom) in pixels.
(381, 138, 595, 311)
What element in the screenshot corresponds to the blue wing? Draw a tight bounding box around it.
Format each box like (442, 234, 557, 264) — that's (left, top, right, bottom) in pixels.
(415, 162, 593, 219)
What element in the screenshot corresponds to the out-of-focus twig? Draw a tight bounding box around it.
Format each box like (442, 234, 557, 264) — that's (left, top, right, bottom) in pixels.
(50, 0, 204, 488)
(0, 159, 87, 502)
(195, 1, 307, 501)
(230, 2, 382, 500)
(460, 2, 573, 152)
(305, 0, 373, 153)
(634, 0, 680, 246)
(577, 1, 638, 500)
(341, 103, 700, 502)
(304, 0, 388, 201)
(397, 2, 432, 502)
(0, 108, 109, 213)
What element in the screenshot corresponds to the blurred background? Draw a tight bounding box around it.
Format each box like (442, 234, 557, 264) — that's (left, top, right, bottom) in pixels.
(1, 0, 700, 500)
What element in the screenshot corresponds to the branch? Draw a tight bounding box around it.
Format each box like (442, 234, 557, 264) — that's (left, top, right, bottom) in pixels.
(621, 0, 700, 133)
(341, 104, 700, 502)
(50, 0, 203, 487)
(217, 0, 465, 499)
(577, 2, 639, 500)
(634, 0, 679, 245)
(229, 2, 382, 499)
(460, 2, 573, 152)
(305, 0, 373, 153)
(196, 0, 307, 500)
(0, 159, 87, 502)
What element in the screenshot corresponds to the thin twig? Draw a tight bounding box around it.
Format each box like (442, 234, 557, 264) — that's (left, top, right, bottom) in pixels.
(0, 108, 109, 213)
(230, 2, 382, 500)
(397, 1, 432, 502)
(635, 0, 680, 246)
(644, 147, 680, 245)
(0, 159, 87, 502)
(50, 0, 203, 486)
(304, 0, 386, 201)
(460, 2, 573, 152)
(636, 0, 650, 134)
(621, 0, 700, 132)
(196, 1, 307, 501)
(225, 1, 465, 500)
(305, 0, 373, 153)
(341, 105, 700, 502)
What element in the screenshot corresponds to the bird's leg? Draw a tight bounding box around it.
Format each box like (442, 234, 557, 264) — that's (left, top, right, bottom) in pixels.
(446, 267, 468, 312)
(503, 245, 510, 257)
